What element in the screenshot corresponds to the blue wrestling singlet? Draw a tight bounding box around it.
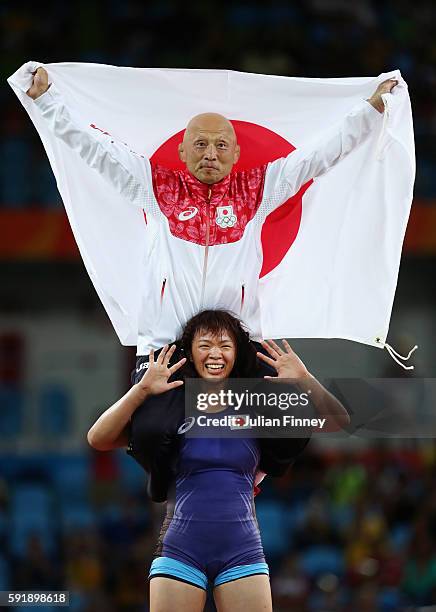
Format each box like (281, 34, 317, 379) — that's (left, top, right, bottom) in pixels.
(149, 433, 269, 589)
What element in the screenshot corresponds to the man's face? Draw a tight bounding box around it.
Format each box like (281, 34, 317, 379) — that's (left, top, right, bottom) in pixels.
(178, 113, 240, 184)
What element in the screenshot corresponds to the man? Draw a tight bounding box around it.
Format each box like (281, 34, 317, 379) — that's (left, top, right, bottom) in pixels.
(26, 67, 397, 360)
(26, 67, 396, 500)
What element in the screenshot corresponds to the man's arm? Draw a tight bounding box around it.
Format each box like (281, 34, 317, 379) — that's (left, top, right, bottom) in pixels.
(27, 67, 153, 209)
(261, 78, 398, 215)
(366, 79, 397, 113)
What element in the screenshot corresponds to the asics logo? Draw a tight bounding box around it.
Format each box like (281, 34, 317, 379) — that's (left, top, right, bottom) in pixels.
(177, 417, 195, 435)
(178, 207, 198, 221)
(136, 360, 173, 374)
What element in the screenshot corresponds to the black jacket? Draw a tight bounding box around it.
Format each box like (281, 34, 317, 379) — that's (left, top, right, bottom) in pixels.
(128, 357, 310, 502)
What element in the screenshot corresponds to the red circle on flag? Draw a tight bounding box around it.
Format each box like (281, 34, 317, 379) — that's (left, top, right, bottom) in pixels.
(150, 121, 312, 277)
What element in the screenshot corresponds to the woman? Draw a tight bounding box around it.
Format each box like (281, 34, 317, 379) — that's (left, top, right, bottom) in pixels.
(88, 310, 348, 612)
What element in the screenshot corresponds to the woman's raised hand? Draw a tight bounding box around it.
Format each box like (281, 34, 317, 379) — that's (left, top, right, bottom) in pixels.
(257, 339, 310, 380)
(137, 345, 186, 396)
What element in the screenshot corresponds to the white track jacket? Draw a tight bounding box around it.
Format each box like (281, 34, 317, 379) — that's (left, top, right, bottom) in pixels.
(33, 85, 382, 354)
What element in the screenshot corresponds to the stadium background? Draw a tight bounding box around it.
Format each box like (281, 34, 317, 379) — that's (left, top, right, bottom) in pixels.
(0, 1, 435, 610)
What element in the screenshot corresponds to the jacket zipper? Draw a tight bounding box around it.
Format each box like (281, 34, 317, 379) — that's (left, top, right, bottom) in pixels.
(160, 278, 167, 304)
(199, 188, 212, 309)
(241, 284, 245, 311)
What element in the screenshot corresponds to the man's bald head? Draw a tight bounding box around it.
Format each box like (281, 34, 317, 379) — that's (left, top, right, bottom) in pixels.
(178, 112, 240, 184)
(183, 113, 237, 144)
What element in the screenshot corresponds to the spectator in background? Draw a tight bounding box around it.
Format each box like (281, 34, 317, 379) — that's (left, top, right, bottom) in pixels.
(402, 523, 436, 606)
(14, 534, 57, 590)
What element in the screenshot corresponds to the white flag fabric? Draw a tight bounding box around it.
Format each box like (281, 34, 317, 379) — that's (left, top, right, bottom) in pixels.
(8, 62, 415, 350)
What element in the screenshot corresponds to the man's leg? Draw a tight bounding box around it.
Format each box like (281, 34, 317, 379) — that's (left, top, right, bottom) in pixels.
(250, 340, 276, 377)
(128, 344, 186, 501)
(251, 339, 311, 476)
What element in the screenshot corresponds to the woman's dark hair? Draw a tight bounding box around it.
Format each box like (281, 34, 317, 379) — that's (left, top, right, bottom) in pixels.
(178, 310, 259, 378)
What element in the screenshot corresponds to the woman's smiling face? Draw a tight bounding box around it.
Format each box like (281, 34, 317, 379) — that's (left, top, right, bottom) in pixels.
(191, 329, 236, 380)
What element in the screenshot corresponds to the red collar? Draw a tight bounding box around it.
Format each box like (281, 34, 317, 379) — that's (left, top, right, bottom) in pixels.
(182, 170, 232, 200)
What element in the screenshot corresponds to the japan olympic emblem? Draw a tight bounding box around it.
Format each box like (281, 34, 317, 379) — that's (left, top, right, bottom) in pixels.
(178, 206, 198, 221)
(215, 205, 237, 229)
(230, 415, 251, 429)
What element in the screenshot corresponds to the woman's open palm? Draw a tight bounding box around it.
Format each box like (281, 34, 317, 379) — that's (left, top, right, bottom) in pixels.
(257, 339, 309, 379)
(138, 345, 186, 395)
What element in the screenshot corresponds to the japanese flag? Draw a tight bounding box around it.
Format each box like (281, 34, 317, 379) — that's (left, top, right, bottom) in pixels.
(8, 62, 414, 349)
